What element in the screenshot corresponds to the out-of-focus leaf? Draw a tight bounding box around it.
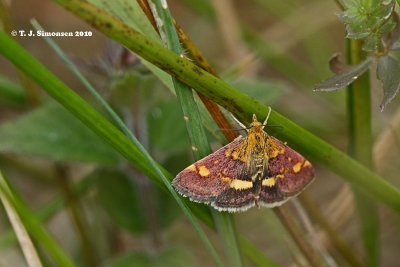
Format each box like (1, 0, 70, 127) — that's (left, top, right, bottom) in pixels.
(95, 169, 179, 234)
(87, 0, 174, 92)
(0, 75, 27, 106)
(180, 0, 215, 20)
(229, 78, 288, 104)
(148, 100, 190, 154)
(102, 247, 197, 267)
(314, 58, 372, 91)
(0, 103, 119, 164)
(377, 55, 400, 111)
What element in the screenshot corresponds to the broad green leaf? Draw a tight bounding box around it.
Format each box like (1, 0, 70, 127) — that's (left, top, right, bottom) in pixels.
(376, 55, 400, 111)
(314, 58, 372, 91)
(0, 103, 119, 164)
(0, 75, 27, 106)
(102, 247, 197, 267)
(94, 169, 179, 234)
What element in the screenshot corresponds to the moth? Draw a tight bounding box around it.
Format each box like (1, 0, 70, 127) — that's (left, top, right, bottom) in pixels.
(172, 109, 315, 212)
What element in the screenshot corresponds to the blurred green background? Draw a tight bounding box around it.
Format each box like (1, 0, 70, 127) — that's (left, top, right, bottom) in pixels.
(0, 0, 399, 266)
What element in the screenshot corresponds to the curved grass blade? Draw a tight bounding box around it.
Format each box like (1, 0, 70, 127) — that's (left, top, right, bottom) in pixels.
(150, 1, 234, 265)
(0, 170, 43, 267)
(0, 170, 75, 267)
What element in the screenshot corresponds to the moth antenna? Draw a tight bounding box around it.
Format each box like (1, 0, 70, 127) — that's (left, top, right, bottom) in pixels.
(231, 114, 249, 132)
(262, 107, 272, 129)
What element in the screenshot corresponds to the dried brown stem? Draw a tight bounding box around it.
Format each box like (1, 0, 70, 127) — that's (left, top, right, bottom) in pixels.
(274, 206, 326, 267)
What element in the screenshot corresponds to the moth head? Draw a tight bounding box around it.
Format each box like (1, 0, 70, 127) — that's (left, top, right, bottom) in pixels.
(250, 114, 263, 131)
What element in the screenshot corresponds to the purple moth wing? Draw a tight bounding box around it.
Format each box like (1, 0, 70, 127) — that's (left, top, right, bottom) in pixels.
(212, 186, 258, 212)
(172, 137, 247, 203)
(259, 136, 315, 206)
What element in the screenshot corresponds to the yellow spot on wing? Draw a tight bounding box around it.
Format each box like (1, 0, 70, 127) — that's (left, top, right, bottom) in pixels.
(187, 164, 196, 172)
(303, 160, 311, 167)
(267, 137, 285, 158)
(214, 160, 219, 164)
(269, 148, 284, 158)
(199, 166, 210, 177)
(231, 151, 239, 160)
(262, 178, 275, 187)
(276, 174, 284, 179)
(293, 162, 302, 173)
(217, 173, 231, 183)
(221, 177, 231, 183)
(230, 179, 253, 190)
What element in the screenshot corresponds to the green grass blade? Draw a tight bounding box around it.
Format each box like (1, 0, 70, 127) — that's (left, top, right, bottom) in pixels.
(0, 75, 27, 106)
(0, 170, 43, 267)
(0, 170, 75, 267)
(151, 1, 236, 265)
(346, 39, 379, 267)
(46, 0, 400, 214)
(239, 237, 280, 267)
(0, 174, 93, 249)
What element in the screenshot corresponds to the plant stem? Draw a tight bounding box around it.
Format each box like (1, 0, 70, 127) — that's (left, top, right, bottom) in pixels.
(299, 194, 364, 267)
(0, 171, 76, 267)
(150, 1, 241, 265)
(346, 39, 379, 267)
(55, 164, 97, 267)
(274, 206, 326, 267)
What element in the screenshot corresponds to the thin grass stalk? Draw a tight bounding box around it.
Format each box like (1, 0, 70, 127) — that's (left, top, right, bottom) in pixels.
(55, 164, 97, 267)
(0, 171, 76, 267)
(346, 39, 379, 267)
(238, 236, 280, 267)
(299, 194, 364, 267)
(274, 206, 326, 267)
(0, 171, 43, 267)
(150, 1, 241, 266)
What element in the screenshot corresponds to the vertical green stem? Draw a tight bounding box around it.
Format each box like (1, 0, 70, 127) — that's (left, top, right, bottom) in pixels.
(150, 1, 242, 266)
(55, 165, 97, 267)
(346, 39, 379, 267)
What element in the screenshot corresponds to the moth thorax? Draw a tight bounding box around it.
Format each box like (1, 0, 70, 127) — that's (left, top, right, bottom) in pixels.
(247, 132, 266, 152)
